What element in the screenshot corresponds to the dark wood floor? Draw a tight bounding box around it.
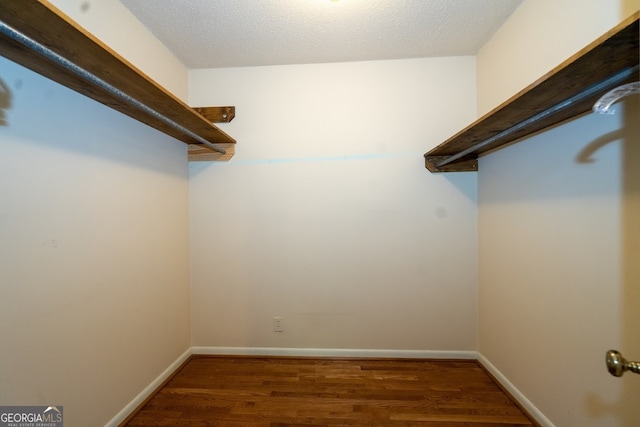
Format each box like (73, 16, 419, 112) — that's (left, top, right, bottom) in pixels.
(123, 356, 537, 426)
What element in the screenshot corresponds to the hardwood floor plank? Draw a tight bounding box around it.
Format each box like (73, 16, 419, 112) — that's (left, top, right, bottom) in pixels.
(122, 356, 536, 427)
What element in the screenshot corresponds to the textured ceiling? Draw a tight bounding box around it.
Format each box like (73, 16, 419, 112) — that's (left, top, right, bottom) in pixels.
(120, 0, 522, 69)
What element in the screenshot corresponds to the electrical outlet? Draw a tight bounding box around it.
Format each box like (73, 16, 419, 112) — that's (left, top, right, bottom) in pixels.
(273, 317, 283, 332)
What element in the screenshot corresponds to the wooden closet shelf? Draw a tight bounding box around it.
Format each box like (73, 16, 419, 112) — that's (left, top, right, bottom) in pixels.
(0, 0, 234, 161)
(424, 12, 639, 173)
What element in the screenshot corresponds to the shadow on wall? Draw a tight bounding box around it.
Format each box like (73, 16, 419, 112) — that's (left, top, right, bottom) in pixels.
(0, 77, 12, 126)
(576, 129, 624, 164)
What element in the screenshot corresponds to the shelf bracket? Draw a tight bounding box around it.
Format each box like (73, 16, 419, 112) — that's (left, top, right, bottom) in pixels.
(194, 106, 235, 123)
(424, 156, 477, 173)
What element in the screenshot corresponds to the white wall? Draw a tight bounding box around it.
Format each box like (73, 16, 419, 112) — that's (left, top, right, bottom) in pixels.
(189, 58, 479, 352)
(49, 0, 188, 101)
(477, 1, 639, 426)
(476, 0, 632, 115)
(0, 54, 190, 426)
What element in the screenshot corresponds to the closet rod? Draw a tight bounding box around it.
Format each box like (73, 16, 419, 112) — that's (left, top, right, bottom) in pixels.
(0, 19, 226, 155)
(434, 65, 639, 169)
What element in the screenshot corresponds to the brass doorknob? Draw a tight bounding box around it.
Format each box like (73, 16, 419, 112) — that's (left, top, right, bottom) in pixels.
(606, 350, 640, 377)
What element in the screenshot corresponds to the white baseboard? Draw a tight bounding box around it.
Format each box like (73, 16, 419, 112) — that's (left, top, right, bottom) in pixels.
(191, 346, 477, 359)
(104, 348, 192, 427)
(477, 353, 554, 427)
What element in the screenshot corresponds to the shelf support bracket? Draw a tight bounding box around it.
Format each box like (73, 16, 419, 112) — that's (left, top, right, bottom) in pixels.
(194, 106, 235, 123)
